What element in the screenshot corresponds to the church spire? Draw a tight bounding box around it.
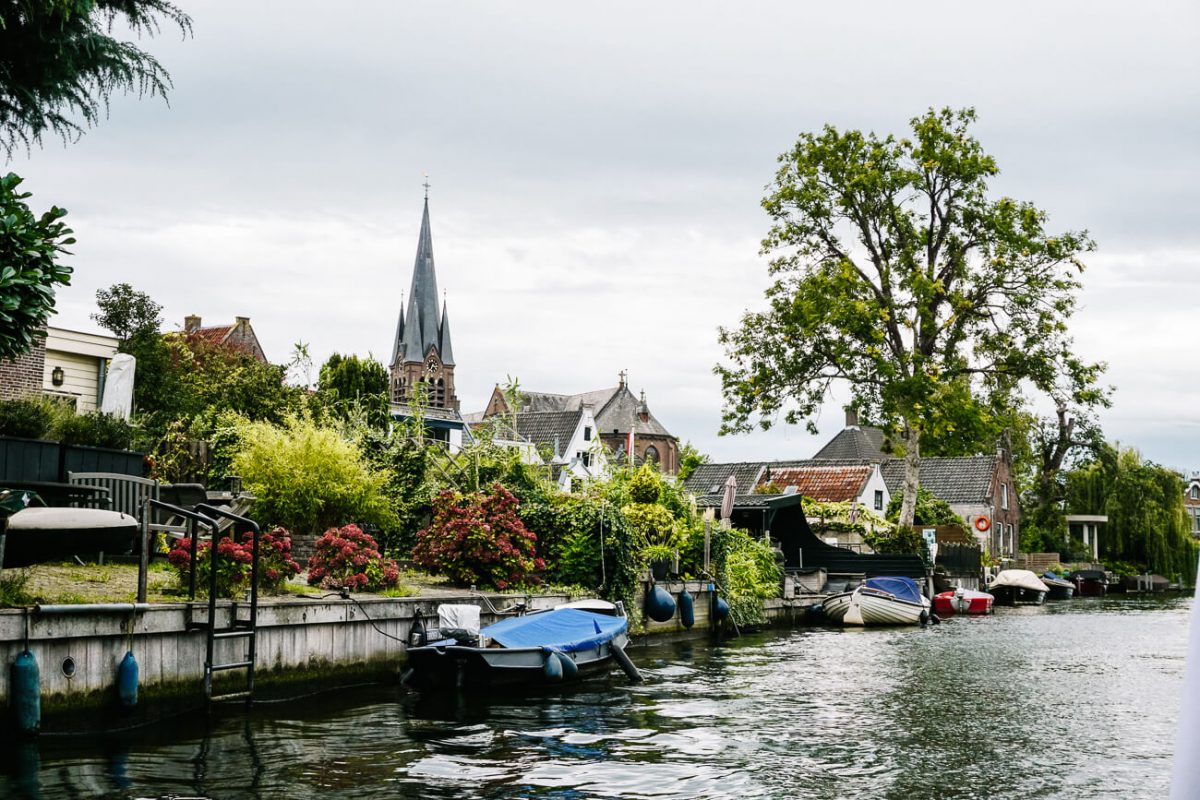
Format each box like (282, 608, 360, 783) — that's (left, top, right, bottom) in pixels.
(439, 298, 455, 366)
(398, 194, 445, 362)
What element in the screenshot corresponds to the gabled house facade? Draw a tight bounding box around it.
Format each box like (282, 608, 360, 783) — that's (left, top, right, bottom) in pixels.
(1185, 474, 1200, 537)
(513, 407, 606, 490)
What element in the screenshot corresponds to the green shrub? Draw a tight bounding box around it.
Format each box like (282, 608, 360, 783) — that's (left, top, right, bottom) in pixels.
(627, 464, 662, 503)
(0, 397, 54, 438)
(720, 528, 782, 626)
(231, 414, 399, 541)
(50, 409, 135, 449)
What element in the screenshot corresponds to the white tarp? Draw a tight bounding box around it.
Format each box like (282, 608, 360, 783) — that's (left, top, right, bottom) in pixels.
(437, 604, 481, 636)
(990, 569, 1050, 593)
(100, 353, 136, 420)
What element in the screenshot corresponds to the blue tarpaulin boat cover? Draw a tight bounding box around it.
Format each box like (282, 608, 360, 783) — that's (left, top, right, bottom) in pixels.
(864, 576, 923, 604)
(482, 608, 628, 653)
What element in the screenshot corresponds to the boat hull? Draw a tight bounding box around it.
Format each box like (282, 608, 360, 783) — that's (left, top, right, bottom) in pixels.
(1073, 578, 1107, 597)
(822, 591, 853, 623)
(843, 588, 928, 626)
(933, 590, 994, 616)
(989, 585, 1046, 606)
(1044, 583, 1075, 600)
(405, 631, 630, 691)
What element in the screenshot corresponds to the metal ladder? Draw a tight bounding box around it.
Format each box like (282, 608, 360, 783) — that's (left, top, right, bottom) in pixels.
(194, 503, 261, 705)
(137, 500, 262, 705)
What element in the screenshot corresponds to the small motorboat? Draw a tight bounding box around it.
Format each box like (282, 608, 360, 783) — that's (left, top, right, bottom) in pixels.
(1041, 573, 1076, 600)
(402, 599, 640, 691)
(933, 587, 994, 616)
(825, 576, 930, 626)
(988, 569, 1049, 605)
(1069, 569, 1108, 597)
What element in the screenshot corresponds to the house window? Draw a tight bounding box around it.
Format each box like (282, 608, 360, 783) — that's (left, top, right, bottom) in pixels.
(873, 490, 883, 511)
(584, 426, 592, 442)
(1001, 483, 1009, 510)
(644, 445, 659, 464)
(1006, 524, 1014, 552)
(1191, 485, 1199, 500)
(583, 452, 592, 468)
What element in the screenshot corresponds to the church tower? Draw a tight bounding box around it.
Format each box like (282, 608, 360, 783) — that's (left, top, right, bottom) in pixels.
(389, 193, 459, 412)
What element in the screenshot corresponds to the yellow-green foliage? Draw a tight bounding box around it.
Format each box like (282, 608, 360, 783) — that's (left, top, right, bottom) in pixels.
(231, 415, 398, 539)
(627, 464, 662, 504)
(724, 529, 782, 601)
(621, 502, 679, 549)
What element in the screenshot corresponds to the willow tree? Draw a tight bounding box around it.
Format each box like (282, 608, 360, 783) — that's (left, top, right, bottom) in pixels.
(717, 108, 1103, 528)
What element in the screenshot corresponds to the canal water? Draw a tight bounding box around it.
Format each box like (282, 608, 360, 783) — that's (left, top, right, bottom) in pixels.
(2, 595, 1190, 799)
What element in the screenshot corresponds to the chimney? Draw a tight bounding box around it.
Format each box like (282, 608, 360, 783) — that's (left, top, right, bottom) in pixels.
(184, 314, 201, 333)
(638, 390, 650, 423)
(235, 316, 250, 330)
(845, 409, 859, 428)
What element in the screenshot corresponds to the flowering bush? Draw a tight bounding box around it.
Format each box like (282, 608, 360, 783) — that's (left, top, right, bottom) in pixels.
(167, 527, 301, 597)
(306, 524, 401, 591)
(413, 483, 542, 590)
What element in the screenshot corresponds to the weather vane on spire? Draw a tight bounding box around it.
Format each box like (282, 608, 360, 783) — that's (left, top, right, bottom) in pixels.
(422, 173, 430, 200)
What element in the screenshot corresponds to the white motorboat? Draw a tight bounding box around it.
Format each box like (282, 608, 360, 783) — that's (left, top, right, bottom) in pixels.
(825, 577, 930, 626)
(988, 569, 1049, 606)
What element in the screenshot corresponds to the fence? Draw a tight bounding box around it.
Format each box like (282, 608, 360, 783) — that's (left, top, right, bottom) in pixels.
(0, 436, 145, 483)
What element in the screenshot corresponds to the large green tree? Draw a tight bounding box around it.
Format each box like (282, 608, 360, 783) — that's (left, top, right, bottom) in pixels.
(717, 108, 1104, 528)
(318, 353, 389, 427)
(0, 172, 73, 358)
(91, 282, 162, 342)
(0, 0, 191, 156)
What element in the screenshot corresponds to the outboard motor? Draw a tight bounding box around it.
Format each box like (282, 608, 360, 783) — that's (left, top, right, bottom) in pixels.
(408, 609, 428, 648)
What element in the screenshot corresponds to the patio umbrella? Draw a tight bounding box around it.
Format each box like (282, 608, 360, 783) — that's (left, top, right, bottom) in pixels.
(720, 475, 737, 528)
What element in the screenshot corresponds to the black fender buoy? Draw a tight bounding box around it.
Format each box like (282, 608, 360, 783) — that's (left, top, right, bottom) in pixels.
(678, 589, 695, 629)
(610, 642, 643, 683)
(543, 650, 564, 682)
(713, 596, 730, 623)
(12, 650, 40, 735)
(646, 585, 677, 622)
(554, 651, 579, 680)
(408, 610, 427, 648)
(117, 650, 138, 709)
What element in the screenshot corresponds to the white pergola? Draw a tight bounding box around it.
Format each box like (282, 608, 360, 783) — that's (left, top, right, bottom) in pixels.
(1066, 514, 1108, 561)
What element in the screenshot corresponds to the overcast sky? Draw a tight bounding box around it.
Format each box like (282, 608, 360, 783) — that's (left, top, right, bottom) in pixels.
(8, 1, 1198, 473)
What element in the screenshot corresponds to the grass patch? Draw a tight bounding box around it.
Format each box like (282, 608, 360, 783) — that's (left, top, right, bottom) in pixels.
(0, 569, 35, 607)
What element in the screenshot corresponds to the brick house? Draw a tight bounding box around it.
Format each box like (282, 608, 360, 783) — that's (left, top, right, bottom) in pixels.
(1186, 474, 1200, 537)
(183, 315, 267, 363)
(1, 326, 119, 412)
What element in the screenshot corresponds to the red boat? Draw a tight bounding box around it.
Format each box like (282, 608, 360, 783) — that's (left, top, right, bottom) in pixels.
(933, 588, 994, 616)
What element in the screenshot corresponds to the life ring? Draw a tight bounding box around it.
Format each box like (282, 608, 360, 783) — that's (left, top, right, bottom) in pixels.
(974, 515, 991, 532)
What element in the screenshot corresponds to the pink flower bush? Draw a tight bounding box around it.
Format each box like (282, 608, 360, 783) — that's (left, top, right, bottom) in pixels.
(167, 526, 301, 596)
(412, 483, 541, 590)
(306, 524, 401, 591)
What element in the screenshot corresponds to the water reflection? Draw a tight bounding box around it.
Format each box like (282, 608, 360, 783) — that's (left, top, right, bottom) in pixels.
(0, 596, 1188, 799)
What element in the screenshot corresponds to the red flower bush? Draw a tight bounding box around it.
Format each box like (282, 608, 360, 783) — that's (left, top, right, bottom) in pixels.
(413, 483, 542, 590)
(306, 524, 401, 591)
(167, 526, 301, 597)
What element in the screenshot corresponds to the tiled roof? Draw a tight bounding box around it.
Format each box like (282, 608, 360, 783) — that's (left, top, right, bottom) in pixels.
(879, 455, 998, 504)
(760, 465, 872, 503)
(685, 459, 876, 497)
(189, 325, 235, 346)
(812, 426, 889, 461)
(515, 411, 583, 459)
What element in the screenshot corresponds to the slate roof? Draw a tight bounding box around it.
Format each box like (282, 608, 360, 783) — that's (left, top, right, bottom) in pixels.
(762, 465, 873, 503)
(879, 455, 998, 505)
(695, 492, 774, 509)
(509, 384, 674, 438)
(514, 410, 583, 459)
(812, 425, 889, 461)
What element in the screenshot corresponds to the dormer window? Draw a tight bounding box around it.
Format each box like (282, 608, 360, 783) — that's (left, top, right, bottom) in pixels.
(1191, 485, 1199, 500)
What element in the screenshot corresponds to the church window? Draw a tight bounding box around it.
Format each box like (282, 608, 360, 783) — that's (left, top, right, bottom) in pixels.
(644, 445, 659, 464)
